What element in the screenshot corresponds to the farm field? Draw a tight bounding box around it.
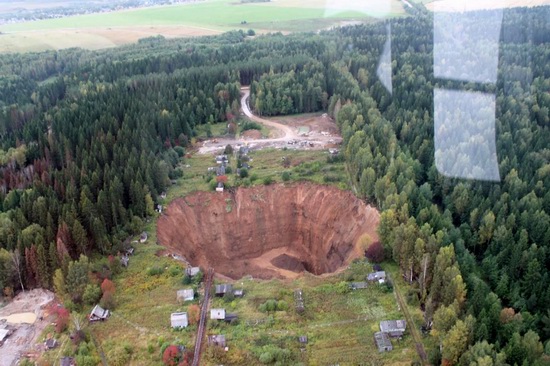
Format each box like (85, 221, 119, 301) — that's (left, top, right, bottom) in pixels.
(0, 0, 397, 53)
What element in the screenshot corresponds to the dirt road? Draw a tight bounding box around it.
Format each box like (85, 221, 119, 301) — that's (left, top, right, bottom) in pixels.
(198, 87, 341, 154)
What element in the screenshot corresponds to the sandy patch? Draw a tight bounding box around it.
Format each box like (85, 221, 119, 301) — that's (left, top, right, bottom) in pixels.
(0, 313, 37, 324)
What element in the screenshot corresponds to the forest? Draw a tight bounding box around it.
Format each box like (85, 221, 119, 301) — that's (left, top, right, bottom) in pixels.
(0, 4, 549, 365)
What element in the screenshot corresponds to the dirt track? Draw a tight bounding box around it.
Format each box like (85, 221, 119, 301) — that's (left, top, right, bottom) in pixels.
(157, 183, 379, 279)
(198, 87, 342, 153)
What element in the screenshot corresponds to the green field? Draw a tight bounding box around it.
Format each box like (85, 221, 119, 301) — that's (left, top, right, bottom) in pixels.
(0, 0, 405, 52)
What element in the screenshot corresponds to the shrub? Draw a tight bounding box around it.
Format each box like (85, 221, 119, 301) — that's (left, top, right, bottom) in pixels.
(162, 345, 182, 366)
(100, 292, 115, 309)
(182, 274, 192, 285)
(83, 284, 101, 305)
(276, 300, 288, 311)
(224, 144, 234, 155)
(239, 168, 249, 178)
(168, 265, 181, 277)
(148, 266, 165, 276)
(250, 173, 258, 182)
(263, 176, 273, 185)
(365, 241, 385, 263)
(241, 121, 262, 131)
(281, 171, 291, 181)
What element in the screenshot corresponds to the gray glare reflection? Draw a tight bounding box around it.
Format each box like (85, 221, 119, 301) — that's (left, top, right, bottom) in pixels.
(376, 23, 392, 95)
(434, 89, 501, 181)
(434, 8, 503, 83)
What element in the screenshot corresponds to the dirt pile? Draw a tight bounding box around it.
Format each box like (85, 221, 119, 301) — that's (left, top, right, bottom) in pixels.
(157, 183, 379, 279)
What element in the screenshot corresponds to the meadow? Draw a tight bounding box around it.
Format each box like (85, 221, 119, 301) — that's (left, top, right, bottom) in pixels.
(0, 0, 405, 52)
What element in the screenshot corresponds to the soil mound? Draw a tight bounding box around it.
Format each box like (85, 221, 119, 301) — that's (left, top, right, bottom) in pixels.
(157, 183, 379, 279)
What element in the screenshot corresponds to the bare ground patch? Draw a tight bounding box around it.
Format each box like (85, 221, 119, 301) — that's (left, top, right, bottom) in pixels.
(0, 289, 55, 366)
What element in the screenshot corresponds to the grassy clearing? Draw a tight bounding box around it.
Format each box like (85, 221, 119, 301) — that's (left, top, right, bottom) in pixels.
(37, 141, 418, 365)
(0, 0, 387, 52)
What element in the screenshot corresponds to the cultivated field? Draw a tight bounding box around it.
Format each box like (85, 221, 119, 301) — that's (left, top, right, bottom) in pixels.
(425, 0, 550, 11)
(0, 0, 388, 53)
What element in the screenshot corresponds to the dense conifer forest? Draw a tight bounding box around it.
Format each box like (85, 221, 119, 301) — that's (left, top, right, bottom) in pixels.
(0, 5, 549, 364)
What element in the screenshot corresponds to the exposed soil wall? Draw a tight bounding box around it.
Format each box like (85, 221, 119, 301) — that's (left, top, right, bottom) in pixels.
(157, 183, 379, 279)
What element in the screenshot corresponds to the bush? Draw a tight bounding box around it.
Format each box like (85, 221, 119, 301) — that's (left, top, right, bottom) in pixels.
(365, 241, 385, 263)
(182, 274, 192, 285)
(168, 265, 181, 277)
(263, 176, 273, 185)
(276, 300, 288, 311)
(241, 121, 262, 131)
(83, 284, 101, 305)
(281, 171, 291, 181)
(239, 168, 249, 178)
(148, 266, 165, 276)
(174, 146, 185, 157)
(100, 292, 115, 309)
(250, 173, 258, 182)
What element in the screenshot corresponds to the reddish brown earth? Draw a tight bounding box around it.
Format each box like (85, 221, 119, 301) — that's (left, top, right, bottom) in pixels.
(157, 183, 379, 279)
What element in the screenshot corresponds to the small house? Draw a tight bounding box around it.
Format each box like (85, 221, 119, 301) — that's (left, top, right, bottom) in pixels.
(140, 232, 148, 243)
(171, 312, 189, 328)
(380, 320, 406, 338)
(124, 247, 135, 256)
(211, 308, 226, 320)
(294, 289, 305, 313)
(216, 182, 224, 192)
(120, 255, 129, 267)
(160, 192, 167, 199)
(186, 267, 201, 277)
(208, 334, 226, 348)
(217, 165, 226, 176)
(367, 271, 386, 284)
(224, 313, 238, 323)
(45, 338, 58, 349)
(298, 335, 308, 344)
(215, 155, 228, 164)
(156, 204, 163, 214)
(215, 284, 233, 297)
(89, 305, 110, 322)
(60, 357, 76, 366)
(233, 289, 244, 298)
(328, 148, 339, 155)
(374, 331, 393, 352)
(350, 282, 368, 290)
(177, 289, 194, 302)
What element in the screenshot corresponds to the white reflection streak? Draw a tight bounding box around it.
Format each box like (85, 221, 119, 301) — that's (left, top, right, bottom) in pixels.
(434, 89, 501, 181)
(433, 1, 503, 181)
(376, 23, 392, 94)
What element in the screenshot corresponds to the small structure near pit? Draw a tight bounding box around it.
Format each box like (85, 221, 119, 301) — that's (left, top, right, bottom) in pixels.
(208, 334, 226, 348)
(215, 284, 233, 297)
(294, 289, 305, 313)
(120, 254, 129, 267)
(216, 182, 224, 192)
(140, 231, 148, 243)
(171, 312, 189, 328)
(350, 281, 368, 290)
(60, 357, 76, 366)
(233, 289, 244, 298)
(211, 308, 226, 320)
(367, 271, 386, 284)
(186, 267, 201, 277)
(380, 320, 406, 338)
(44, 337, 58, 349)
(89, 305, 110, 322)
(374, 331, 393, 352)
(177, 289, 194, 302)
(215, 155, 228, 164)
